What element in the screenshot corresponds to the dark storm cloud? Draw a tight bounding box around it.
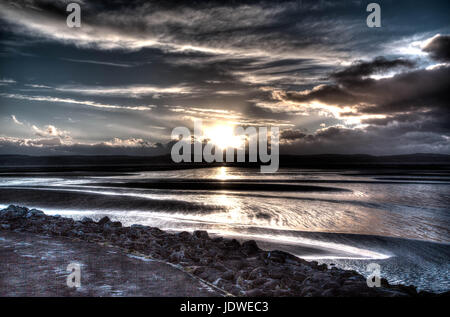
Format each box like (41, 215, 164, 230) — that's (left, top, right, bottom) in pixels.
(422, 34, 450, 62)
(280, 124, 450, 155)
(273, 38, 450, 154)
(331, 57, 415, 83)
(277, 56, 450, 129)
(280, 128, 307, 142)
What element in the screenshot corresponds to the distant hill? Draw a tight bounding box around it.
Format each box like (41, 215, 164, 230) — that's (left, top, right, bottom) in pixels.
(0, 153, 448, 172)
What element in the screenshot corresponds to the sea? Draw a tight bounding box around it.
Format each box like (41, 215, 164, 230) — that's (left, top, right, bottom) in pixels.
(0, 166, 448, 292)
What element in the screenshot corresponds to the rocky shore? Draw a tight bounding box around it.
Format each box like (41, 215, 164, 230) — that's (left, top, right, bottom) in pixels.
(0, 205, 444, 297)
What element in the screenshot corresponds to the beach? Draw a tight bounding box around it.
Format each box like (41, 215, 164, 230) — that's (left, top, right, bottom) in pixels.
(0, 165, 449, 293)
(1, 204, 447, 297)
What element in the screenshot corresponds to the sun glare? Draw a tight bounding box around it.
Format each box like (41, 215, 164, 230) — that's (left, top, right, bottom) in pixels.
(202, 124, 244, 149)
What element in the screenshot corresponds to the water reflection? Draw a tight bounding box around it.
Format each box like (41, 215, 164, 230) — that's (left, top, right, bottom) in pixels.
(1, 166, 449, 291)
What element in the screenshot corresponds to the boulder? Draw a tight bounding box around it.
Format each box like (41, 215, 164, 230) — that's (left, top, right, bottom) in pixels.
(130, 224, 146, 230)
(222, 270, 235, 281)
(97, 216, 111, 226)
(241, 240, 260, 255)
(80, 217, 94, 224)
(26, 209, 45, 218)
(111, 221, 122, 228)
(193, 230, 209, 240)
(0, 205, 29, 219)
(177, 231, 192, 240)
(224, 239, 240, 249)
(244, 288, 265, 297)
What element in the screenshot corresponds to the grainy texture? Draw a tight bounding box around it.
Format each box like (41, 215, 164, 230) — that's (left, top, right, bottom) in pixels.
(0, 205, 446, 297)
(0, 230, 221, 296)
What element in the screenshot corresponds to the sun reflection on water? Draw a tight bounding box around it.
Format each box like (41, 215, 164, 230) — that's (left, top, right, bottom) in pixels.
(214, 166, 240, 180)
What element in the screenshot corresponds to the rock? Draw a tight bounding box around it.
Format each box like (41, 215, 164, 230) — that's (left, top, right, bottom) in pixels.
(225, 285, 243, 295)
(212, 262, 227, 272)
(1, 224, 11, 230)
(241, 240, 260, 255)
(267, 250, 288, 263)
(149, 227, 165, 236)
(222, 270, 234, 281)
(250, 277, 268, 288)
(191, 266, 206, 276)
(392, 284, 418, 296)
(207, 249, 218, 258)
(0, 205, 29, 219)
(199, 257, 212, 265)
(224, 239, 240, 249)
(268, 270, 284, 279)
(130, 224, 146, 230)
(322, 281, 341, 290)
(300, 286, 321, 297)
(225, 259, 247, 270)
(169, 249, 185, 262)
(273, 289, 292, 297)
(177, 231, 191, 240)
(98, 216, 111, 226)
(0, 205, 432, 298)
(292, 272, 307, 282)
(81, 217, 94, 224)
(262, 279, 279, 290)
(245, 288, 265, 297)
(339, 284, 367, 296)
(25, 209, 45, 218)
(321, 288, 338, 297)
(317, 263, 328, 271)
(248, 267, 267, 280)
(343, 275, 365, 286)
(193, 230, 209, 239)
(102, 223, 112, 231)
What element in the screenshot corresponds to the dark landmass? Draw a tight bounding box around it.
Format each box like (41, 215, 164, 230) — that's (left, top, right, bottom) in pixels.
(0, 153, 449, 174)
(1, 205, 447, 297)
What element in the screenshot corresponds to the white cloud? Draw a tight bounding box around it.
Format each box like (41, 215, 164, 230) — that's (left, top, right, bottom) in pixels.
(32, 124, 69, 139)
(24, 84, 52, 89)
(0, 1, 352, 64)
(54, 84, 192, 98)
(0, 93, 154, 111)
(10, 114, 23, 125)
(0, 135, 164, 156)
(60, 58, 135, 68)
(0, 78, 16, 86)
(100, 138, 155, 147)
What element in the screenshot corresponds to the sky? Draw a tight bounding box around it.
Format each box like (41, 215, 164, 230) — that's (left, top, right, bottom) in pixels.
(0, 0, 449, 156)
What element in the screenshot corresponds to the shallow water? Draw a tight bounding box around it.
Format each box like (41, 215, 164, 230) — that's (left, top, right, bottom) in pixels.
(0, 166, 449, 292)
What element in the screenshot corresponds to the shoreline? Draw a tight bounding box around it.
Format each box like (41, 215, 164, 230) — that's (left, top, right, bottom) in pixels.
(0, 205, 447, 297)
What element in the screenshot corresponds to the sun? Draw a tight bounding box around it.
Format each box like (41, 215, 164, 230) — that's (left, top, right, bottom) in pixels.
(202, 124, 244, 149)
